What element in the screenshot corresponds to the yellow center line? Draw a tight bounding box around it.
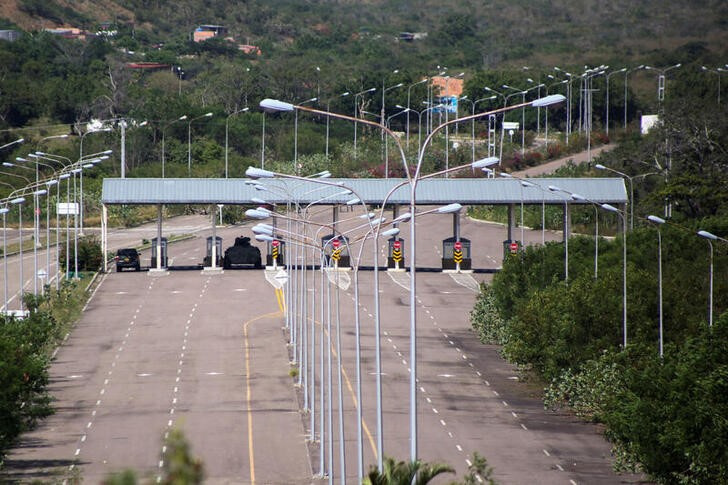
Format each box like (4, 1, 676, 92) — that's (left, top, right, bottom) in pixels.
(244, 310, 284, 485)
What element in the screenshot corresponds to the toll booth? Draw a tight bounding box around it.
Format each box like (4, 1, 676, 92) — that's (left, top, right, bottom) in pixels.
(502, 239, 521, 260)
(151, 237, 168, 268)
(204, 236, 223, 267)
(442, 237, 471, 271)
(321, 234, 350, 268)
(387, 238, 405, 269)
(266, 239, 286, 268)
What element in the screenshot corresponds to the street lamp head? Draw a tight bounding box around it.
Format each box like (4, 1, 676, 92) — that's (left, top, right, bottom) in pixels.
(255, 234, 274, 242)
(381, 228, 400, 237)
(359, 212, 376, 219)
(570, 193, 586, 201)
(521, 180, 535, 188)
(531, 94, 566, 107)
(245, 209, 270, 220)
(259, 98, 295, 113)
(246, 166, 275, 179)
(437, 203, 462, 214)
(251, 197, 267, 205)
(698, 230, 718, 240)
(595, 164, 607, 170)
(46, 179, 58, 186)
(472, 156, 499, 169)
(59, 173, 71, 180)
(10, 197, 25, 205)
(394, 212, 412, 223)
(204, 112, 213, 117)
(346, 197, 361, 206)
(179, 115, 188, 121)
(15, 157, 28, 162)
(0, 208, 8, 215)
(548, 185, 563, 192)
(34, 189, 47, 196)
(2, 162, 14, 167)
(647, 215, 666, 224)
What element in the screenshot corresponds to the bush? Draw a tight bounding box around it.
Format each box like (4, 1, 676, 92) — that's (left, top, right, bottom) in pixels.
(59, 234, 103, 272)
(470, 284, 509, 345)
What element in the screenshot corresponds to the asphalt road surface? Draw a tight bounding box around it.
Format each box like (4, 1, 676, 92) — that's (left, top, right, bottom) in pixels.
(2, 208, 644, 484)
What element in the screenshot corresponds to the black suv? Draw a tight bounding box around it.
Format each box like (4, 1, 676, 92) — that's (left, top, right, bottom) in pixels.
(115, 248, 141, 272)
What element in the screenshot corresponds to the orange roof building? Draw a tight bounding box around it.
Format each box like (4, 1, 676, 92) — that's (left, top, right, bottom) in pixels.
(431, 76, 464, 98)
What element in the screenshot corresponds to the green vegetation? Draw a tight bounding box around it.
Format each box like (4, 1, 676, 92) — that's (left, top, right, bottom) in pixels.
(364, 452, 496, 485)
(0, 277, 93, 459)
(470, 94, 728, 483)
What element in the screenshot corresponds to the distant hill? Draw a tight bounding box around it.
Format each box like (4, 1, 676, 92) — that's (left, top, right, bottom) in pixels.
(2, 0, 727, 68)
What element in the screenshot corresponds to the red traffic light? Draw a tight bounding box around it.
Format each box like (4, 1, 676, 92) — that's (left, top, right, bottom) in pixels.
(454, 241, 462, 251)
(393, 240, 401, 249)
(332, 239, 340, 249)
(272, 239, 280, 247)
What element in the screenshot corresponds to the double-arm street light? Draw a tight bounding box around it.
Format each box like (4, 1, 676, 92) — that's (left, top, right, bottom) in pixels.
(603, 203, 628, 349)
(701, 66, 727, 105)
(645, 63, 681, 105)
(257, 92, 565, 468)
(623, 65, 645, 130)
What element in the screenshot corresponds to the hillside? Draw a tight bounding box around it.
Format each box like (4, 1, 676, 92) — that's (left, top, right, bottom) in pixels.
(2, 0, 727, 69)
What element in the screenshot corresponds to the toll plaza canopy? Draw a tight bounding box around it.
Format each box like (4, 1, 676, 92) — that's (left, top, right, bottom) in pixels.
(101, 177, 627, 206)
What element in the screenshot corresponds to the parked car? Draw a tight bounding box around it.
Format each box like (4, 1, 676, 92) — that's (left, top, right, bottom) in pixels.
(223, 237, 262, 269)
(115, 248, 141, 272)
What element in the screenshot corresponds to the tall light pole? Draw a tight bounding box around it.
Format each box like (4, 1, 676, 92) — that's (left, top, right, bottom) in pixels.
(466, 95, 497, 164)
(406, 78, 428, 148)
(697, 230, 726, 328)
(225, 107, 249, 178)
(623, 65, 645, 131)
(602, 203, 628, 348)
(188, 112, 213, 176)
(10, 196, 26, 314)
(605, 68, 627, 136)
(647, 215, 665, 357)
(294, 97, 318, 174)
(645, 63, 681, 106)
(162, 115, 187, 178)
(325, 92, 350, 157)
(701, 66, 726, 105)
(353, 87, 376, 160)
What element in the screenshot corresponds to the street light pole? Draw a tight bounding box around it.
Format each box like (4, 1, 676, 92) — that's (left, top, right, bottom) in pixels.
(353, 87, 376, 161)
(225, 107, 249, 178)
(647, 215, 665, 357)
(187, 112, 213, 177)
(605, 68, 626, 136)
(162, 115, 187, 178)
(603, 203, 628, 349)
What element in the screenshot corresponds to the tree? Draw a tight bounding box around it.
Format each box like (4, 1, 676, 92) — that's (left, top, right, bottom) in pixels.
(364, 456, 455, 485)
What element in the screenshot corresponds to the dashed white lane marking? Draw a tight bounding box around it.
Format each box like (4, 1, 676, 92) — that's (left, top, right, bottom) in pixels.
(556, 464, 564, 471)
(456, 444, 463, 452)
(543, 449, 551, 456)
(521, 423, 528, 431)
(440, 419, 447, 426)
(511, 411, 518, 418)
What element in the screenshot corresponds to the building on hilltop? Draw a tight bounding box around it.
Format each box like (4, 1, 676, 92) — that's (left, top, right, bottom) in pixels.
(193, 25, 228, 42)
(0, 30, 21, 42)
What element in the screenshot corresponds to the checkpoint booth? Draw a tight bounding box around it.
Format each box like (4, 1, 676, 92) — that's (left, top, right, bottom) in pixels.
(387, 238, 405, 270)
(204, 236, 223, 267)
(322, 234, 350, 268)
(151, 237, 168, 268)
(442, 237, 471, 271)
(266, 239, 286, 268)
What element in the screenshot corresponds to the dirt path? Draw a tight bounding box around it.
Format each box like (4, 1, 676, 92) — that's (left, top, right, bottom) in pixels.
(514, 143, 614, 177)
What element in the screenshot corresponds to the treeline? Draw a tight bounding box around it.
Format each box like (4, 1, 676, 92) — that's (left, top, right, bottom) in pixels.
(470, 96, 728, 483)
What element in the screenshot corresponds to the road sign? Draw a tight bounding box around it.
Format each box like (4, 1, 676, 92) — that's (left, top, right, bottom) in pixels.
(509, 242, 519, 254)
(272, 239, 280, 247)
(454, 241, 462, 251)
(274, 269, 289, 285)
(57, 202, 79, 215)
(393, 240, 401, 250)
(332, 238, 340, 249)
